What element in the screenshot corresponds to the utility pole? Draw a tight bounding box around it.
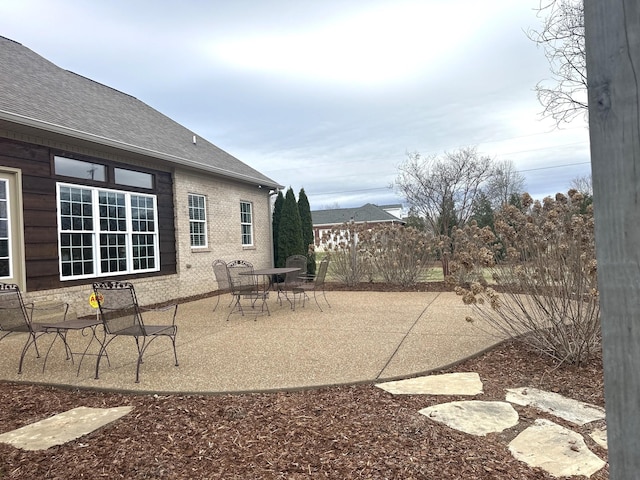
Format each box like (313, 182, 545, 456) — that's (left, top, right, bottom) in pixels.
(585, 1, 640, 477)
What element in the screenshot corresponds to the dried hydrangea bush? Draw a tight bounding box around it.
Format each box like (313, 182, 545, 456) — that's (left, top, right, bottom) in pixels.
(323, 223, 433, 287)
(451, 190, 600, 366)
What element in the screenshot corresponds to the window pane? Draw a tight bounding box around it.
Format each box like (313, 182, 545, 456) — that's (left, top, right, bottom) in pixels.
(114, 168, 153, 188)
(59, 186, 93, 232)
(60, 232, 94, 277)
(54, 156, 106, 181)
(132, 234, 156, 271)
(0, 180, 7, 278)
(0, 259, 9, 277)
(99, 191, 126, 232)
(100, 233, 127, 273)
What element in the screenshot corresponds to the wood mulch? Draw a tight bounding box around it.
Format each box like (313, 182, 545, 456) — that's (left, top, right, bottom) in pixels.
(0, 283, 607, 479)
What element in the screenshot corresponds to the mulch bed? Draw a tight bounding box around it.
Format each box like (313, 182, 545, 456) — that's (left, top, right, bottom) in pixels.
(0, 283, 607, 479)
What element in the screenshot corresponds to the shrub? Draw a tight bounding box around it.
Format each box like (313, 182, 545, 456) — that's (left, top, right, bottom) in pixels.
(450, 190, 600, 366)
(360, 224, 434, 286)
(322, 222, 373, 286)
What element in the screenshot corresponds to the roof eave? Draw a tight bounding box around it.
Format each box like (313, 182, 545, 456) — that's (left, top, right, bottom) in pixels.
(0, 110, 283, 190)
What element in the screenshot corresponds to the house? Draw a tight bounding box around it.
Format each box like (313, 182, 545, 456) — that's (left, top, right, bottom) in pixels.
(311, 203, 405, 251)
(0, 36, 282, 316)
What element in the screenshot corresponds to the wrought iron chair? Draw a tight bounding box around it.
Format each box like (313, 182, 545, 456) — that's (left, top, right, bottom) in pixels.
(277, 254, 307, 308)
(0, 282, 69, 373)
(293, 257, 331, 312)
(212, 259, 231, 312)
(226, 260, 269, 319)
(92, 281, 178, 383)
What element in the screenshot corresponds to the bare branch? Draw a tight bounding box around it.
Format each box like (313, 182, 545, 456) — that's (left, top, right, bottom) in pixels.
(527, 0, 587, 125)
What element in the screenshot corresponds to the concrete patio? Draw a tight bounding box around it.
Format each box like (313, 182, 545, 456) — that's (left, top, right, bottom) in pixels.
(0, 291, 506, 394)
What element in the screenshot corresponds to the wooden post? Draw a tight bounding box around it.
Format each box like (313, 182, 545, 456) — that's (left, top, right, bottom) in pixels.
(585, 1, 640, 477)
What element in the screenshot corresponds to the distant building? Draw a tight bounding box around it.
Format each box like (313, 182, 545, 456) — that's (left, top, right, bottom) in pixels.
(377, 203, 405, 219)
(311, 203, 405, 251)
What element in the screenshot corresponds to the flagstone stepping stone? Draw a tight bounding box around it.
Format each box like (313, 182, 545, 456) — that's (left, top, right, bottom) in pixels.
(506, 387, 605, 425)
(590, 428, 608, 449)
(376, 372, 483, 395)
(0, 406, 134, 451)
(419, 400, 518, 436)
(509, 419, 606, 478)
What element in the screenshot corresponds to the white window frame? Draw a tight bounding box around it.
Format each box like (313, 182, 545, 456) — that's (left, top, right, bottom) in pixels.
(56, 183, 160, 280)
(240, 201, 253, 246)
(0, 178, 11, 279)
(188, 193, 208, 248)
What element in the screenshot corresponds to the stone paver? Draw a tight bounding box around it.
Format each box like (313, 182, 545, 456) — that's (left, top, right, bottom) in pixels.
(376, 372, 483, 395)
(508, 419, 606, 478)
(590, 428, 608, 450)
(382, 374, 607, 478)
(0, 406, 133, 451)
(506, 387, 606, 425)
(419, 400, 519, 436)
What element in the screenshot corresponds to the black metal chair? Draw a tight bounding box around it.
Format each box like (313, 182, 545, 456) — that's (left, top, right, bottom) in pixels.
(92, 281, 178, 383)
(293, 257, 331, 311)
(212, 259, 231, 313)
(0, 282, 69, 373)
(226, 260, 269, 319)
(277, 254, 307, 308)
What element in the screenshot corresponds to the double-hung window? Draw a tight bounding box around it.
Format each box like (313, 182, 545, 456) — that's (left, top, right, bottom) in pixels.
(188, 194, 207, 248)
(57, 183, 159, 279)
(240, 201, 253, 246)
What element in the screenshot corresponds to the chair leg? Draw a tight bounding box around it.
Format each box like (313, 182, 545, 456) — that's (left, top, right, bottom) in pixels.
(18, 331, 44, 374)
(95, 335, 116, 379)
(212, 293, 220, 313)
(321, 289, 331, 309)
(171, 334, 179, 367)
(313, 291, 323, 312)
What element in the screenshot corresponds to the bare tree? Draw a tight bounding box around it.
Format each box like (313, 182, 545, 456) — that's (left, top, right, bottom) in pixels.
(485, 159, 526, 208)
(394, 147, 494, 275)
(569, 173, 592, 196)
(527, 0, 587, 125)
(394, 147, 494, 235)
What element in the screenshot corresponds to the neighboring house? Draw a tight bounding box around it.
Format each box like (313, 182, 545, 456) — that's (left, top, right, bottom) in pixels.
(0, 36, 282, 316)
(311, 203, 405, 251)
(377, 203, 405, 220)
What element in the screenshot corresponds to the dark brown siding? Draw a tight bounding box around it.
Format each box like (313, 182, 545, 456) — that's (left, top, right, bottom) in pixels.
(0, 138, 177, 292)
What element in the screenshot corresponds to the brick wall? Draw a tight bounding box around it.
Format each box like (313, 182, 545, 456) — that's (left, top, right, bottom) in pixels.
(21, 167, 275, 318)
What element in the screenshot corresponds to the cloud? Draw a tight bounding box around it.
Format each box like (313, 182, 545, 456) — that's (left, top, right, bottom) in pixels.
(0, 0, 592, 209)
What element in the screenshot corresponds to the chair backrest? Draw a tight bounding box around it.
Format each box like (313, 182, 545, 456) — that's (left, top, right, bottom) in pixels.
(212, 259, 230, 291)
(0, 283, 30, 331)
(284, 255, 307, 284)
(315, 257, 330, 286)
(93, 281, 145, 336)
(226, 260, 255, 291)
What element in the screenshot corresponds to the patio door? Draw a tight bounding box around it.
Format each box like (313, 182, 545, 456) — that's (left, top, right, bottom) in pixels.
(0, 169, 25, 289)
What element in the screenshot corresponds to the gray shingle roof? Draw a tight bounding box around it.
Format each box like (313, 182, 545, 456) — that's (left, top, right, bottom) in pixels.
(0, 36, 281, 188)
(312, 203, 405, 226)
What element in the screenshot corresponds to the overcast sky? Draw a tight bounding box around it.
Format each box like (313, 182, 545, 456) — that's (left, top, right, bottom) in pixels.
(0, 0, 591, 210)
